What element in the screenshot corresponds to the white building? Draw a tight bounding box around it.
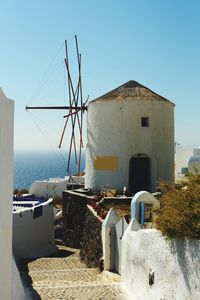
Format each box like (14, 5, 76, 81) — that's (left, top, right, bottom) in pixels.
(29, 175, 85, 198)
(175, 143, 193, 176)
(85, 80, 174, 193)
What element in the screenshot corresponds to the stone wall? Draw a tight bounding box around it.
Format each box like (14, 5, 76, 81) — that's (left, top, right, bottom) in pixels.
(62, 191, 87, 248)
(62, 190, 103, 269)
(80, 206, 103, 269)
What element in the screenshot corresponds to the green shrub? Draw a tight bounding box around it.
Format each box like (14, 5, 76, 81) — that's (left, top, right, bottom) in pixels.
(53, 195, 62, 208)
(155, 176, 200, 239)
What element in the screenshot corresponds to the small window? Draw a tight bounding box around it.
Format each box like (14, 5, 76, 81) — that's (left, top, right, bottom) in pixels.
(141, 117, 149, 127)
(33, 205, 43, 219)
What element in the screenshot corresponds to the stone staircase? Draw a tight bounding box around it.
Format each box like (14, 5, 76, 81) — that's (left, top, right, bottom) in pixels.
(18, 245, 129, 300)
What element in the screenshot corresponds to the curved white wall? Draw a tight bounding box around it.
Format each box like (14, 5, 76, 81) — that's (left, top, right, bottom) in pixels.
(85, 98, 174, 191)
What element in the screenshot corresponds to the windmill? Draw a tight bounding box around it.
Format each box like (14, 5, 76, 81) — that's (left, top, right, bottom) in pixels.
(26, 35, 88, 175)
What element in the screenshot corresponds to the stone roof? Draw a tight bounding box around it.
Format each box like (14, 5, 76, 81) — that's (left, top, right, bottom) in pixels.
(91, 80, 174, 105)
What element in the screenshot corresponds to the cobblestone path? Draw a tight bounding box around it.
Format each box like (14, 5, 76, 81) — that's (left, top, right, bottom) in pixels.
(18, 245, 129, 300)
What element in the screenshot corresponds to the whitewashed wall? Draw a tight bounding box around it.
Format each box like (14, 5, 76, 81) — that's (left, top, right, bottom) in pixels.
(121, 228, 200, 300)
(13, 199, 57, 258)
(0, 88, 14, 299)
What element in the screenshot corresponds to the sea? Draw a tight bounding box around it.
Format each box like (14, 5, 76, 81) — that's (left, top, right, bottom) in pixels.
(14, 151, 85, 190)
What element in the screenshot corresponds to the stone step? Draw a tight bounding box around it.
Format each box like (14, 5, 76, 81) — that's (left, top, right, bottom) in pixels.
(19, 245, 129, 300)
(23, 256, 86, 271)
(22, 268, 100, 286)
(29, 284, 125, 300)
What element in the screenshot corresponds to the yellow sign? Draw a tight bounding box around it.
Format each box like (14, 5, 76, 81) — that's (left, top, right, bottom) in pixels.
(94, 156, 118, 171)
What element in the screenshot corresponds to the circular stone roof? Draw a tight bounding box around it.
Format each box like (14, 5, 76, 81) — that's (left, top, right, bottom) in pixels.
(90, 80, 175, 105)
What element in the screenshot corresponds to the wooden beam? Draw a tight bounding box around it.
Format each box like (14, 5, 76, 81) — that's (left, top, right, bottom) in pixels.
(26, 105, 86, 110)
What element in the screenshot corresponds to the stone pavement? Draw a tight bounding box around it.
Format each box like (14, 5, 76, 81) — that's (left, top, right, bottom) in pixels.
(18, 245, 130, 300)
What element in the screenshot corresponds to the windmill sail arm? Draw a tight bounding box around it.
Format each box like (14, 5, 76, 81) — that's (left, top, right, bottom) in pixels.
(25, 105, 85, 110)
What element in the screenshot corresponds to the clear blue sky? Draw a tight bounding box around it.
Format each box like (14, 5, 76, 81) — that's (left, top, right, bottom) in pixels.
(0, 0, 200, 151)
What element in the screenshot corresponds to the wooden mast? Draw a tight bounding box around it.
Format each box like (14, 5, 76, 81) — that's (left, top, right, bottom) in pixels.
(26, 35, 87, 175)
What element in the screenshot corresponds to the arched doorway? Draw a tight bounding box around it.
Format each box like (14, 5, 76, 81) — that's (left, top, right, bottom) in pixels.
(129, 154, 150, 194)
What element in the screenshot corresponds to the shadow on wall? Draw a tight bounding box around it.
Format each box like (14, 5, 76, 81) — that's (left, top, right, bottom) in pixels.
(169, 238, 200, 293)
(16, 258, 41, 300)
(87, 123, 98, 161)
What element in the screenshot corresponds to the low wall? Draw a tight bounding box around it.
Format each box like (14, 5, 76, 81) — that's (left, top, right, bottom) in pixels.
(62, 191, 88, 248)
(80, 206, 103, 269)
(121, 227, 200, 300)
(63, 191, 103, 268)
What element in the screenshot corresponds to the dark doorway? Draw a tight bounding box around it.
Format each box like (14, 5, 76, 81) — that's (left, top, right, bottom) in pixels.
(129, 154, 150, 194)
